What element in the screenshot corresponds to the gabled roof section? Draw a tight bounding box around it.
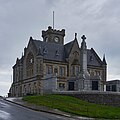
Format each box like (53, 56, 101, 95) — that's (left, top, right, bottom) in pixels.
(64, 38, 79, 58)
(103, 54, 107, 65)
(64, 40, 74, 58)
(27, 37, 38, 52)
(32, 40, 65, 62)
(87, 48, 103, 67)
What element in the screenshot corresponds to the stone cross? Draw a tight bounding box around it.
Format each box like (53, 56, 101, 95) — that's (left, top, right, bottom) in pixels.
(81, 35, 86, 41)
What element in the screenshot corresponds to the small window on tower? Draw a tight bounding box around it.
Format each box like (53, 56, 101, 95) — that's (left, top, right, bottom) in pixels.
(45, 37, 48, 42)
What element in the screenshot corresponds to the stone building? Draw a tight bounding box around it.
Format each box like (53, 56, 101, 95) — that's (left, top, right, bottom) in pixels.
(106, 80, 120, 92)
(9, 26, 107, 97)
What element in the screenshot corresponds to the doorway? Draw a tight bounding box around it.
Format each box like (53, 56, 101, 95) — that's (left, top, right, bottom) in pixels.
(68, 82, 74, 90)
(92, 81, 98, 90)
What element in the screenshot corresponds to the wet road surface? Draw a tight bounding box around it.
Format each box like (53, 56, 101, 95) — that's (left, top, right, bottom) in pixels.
(0, 98, 75, 120)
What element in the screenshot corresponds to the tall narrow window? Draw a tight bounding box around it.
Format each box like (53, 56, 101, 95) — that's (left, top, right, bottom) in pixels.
(71, 66, 75, 76)
(76, 66, 79, 75)
(59, 66, 65, 77)
(46, 65, 53, 74)
(26, 52, 34, 77)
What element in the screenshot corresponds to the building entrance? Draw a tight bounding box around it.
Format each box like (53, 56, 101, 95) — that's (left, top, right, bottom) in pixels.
(68, 82, 74, 90)
(92, 81, 98, 90)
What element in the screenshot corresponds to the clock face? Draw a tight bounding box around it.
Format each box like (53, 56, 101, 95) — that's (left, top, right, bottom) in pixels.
(54, 37, 59, 42)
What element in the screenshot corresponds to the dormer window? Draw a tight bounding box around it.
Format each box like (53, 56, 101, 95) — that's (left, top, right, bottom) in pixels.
(56, 50, 59, 56)
(43, 48, 47, 54)
(90, 56, 93, 61)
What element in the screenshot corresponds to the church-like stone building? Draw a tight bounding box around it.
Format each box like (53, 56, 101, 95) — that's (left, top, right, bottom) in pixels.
(9, 26, 107, 97)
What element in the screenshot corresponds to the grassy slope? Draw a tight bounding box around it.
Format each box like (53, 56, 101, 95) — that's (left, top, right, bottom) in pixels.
(22, 95, 120, 119)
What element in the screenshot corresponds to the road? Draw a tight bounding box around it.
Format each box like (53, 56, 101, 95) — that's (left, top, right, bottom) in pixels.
(0, 98, 75, 120)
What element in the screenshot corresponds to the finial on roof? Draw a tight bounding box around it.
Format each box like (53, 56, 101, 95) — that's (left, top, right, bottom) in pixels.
(30, 36, 33, 40)
(48, 26, 52, 29)
(75, 33, 77, 40)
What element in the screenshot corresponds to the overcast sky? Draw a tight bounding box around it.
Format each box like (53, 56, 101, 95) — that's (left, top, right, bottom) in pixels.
(0, 0, 120, 96)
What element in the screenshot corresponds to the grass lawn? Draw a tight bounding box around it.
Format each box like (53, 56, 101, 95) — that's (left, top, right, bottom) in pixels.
(22, 94, 120, 119)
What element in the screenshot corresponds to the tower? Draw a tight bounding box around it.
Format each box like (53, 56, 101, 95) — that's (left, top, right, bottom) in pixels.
(42, 26, 65, 45)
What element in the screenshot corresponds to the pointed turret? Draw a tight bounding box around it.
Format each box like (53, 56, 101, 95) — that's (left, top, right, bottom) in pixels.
(103, 54, 107, 65)
(102, 54, 107, 91)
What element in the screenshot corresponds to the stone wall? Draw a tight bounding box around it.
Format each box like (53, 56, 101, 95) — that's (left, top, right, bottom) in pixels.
(54, 91, 120, 107)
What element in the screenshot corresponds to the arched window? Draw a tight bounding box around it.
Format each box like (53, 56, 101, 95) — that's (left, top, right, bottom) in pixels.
(26, 52, 34, 77)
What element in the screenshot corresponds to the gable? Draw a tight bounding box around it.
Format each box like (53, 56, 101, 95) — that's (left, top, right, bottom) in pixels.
(65, 39, 80, 58)
(64, 41, 74, 58)
(26, 37, 37, 55)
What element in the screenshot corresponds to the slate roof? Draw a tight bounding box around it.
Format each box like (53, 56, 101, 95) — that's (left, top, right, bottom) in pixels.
(31, 39, 103, 67)
(87, 48, 103, 67)
(33, 40, 65, 62)
(64, 40, 74, 58)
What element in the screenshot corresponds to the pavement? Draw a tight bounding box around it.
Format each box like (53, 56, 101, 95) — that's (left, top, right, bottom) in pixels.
(5, 97, 94, 120)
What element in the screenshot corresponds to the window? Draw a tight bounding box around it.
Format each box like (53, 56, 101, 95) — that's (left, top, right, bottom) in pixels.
(59, 83, 65, 91)
(71, 66, 75, 76)
(43, 48, 47, 54)
(90, 56, 93, 61)
(24, 85, 26, 94)
(76, 66, 79, 75)
(112, 85, 116, 92)
(71, 66, 80, 76)
(55, 50, 59, 56)
(95, 70, 100, 76)
(91, 71, 94, 76)
(26, 52, 34, 77)
(45, 37, 48, 42)
(46, 65, 53, 74)
(59, 66, 65, 76)
(28, 84, 31, 94)
(106, 85, 110, 91)
(33, 82, 37, 94)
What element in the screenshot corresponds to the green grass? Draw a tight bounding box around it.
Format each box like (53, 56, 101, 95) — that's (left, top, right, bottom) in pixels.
(22, 94, 120, 119)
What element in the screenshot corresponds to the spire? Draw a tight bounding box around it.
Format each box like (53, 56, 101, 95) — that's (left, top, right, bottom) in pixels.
(103, 54, 107, 65)
(81, 35, 87, 49)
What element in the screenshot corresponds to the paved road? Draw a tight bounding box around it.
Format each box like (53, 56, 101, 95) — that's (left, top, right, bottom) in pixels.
(0, 98, 75, 120)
